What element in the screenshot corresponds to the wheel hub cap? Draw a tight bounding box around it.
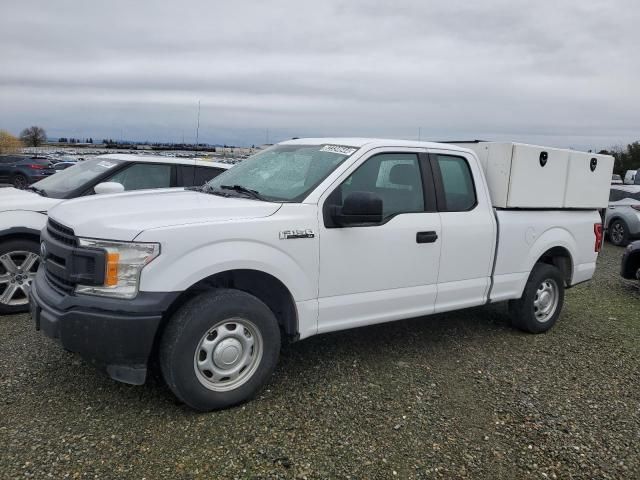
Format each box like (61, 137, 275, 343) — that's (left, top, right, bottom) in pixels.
(533, 278, 559, 323)
(538, 291, 551, 309)
(213, 338, 242, 368)
(193, 318, 264, 392)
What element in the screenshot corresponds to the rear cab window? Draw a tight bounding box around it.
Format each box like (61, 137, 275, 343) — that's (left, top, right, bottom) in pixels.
(432, 154, 477, 211)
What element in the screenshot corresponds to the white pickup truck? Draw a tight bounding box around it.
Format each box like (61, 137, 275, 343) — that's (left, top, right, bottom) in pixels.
(30, 138, 613, 411)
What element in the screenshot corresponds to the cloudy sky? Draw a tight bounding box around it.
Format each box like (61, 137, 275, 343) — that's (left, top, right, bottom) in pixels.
(1, 0, 638, 149)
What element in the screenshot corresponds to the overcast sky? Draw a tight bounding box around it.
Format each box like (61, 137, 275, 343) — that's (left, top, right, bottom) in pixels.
(1, 0, 639, 149)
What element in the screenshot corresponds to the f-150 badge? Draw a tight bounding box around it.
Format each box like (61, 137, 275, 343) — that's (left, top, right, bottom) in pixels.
(279, 229, 315, 240)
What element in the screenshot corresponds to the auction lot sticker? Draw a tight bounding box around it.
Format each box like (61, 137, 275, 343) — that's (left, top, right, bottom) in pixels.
(97, 161, 117, 169)
(320, 145, 358, 156)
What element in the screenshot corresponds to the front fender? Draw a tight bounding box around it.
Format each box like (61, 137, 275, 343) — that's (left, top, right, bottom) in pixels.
(139, 240, 316, 301)
(0, 211, 48, 239)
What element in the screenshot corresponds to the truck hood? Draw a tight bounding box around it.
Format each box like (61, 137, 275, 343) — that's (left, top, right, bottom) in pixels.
(0, 187, 61, 213)
(48, 188, 282, 241)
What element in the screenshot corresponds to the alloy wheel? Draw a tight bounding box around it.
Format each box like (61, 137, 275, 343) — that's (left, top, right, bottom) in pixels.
(0, 251, 39, 306)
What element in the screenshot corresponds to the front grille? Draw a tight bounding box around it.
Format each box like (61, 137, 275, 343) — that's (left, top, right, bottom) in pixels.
(45, 270, 75, 295)
(47, 219, 77, 246)
(42, 219, 105, 294)
(44, 219, 80, 294)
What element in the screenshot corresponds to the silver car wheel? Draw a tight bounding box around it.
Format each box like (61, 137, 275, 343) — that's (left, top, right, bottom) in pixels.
(533, 278, 559, 323)
(193, 318, 263, 392)
(610, 222, 625, 244)
(0, 251, 39, 306)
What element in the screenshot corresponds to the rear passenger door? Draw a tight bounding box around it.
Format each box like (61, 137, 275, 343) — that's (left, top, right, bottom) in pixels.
(429, 150, 496, 312)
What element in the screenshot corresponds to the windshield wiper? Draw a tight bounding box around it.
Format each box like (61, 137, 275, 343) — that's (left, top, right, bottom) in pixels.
(27, 186, 47, 197)
(219, 184, 267, 201)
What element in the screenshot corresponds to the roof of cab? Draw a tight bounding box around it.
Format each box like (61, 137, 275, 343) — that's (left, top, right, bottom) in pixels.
(96, 154, 231, 170)
(279, 137, 468, 152)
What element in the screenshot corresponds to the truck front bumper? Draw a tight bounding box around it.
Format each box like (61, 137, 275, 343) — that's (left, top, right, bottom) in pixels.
(30, 268, 179, 385)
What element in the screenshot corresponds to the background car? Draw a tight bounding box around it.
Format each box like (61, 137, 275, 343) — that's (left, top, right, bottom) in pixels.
(624, 169, 638, 184)
(0, 154, 231, 314)
(612, 174, 623, 184)
(620, 240, 640, 281)
(605, 185, 640, 246)
(0, 156, 56, 188)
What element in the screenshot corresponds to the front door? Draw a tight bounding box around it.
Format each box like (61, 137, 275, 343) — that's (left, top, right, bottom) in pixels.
(317, 149, 441, 333)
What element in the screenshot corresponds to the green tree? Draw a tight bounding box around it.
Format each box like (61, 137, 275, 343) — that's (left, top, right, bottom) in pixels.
(19, 126, 47, 147)
(608, 142, 640, 175)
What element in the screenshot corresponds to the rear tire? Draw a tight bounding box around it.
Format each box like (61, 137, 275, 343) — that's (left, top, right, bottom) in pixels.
(0, 239, 40, 315)
(609, 219, 629, 246)
(509, 263, 565, 334)
(11, 174, 28, 189)
(159, 288, 281, 411)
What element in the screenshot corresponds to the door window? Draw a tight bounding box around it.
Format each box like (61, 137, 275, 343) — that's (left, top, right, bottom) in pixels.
(337, 153, 424, 220)
(107, 163, 172, 191)
(180, 166, 226, 186)
(435, 155, 476, 211)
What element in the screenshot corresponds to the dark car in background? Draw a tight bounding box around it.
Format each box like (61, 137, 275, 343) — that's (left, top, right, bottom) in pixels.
(621, 241, 640, 282)
(0, 156, 56, 188)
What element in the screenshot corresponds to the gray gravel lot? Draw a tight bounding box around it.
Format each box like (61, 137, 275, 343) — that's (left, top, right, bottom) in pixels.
(1, 243, 639, 479)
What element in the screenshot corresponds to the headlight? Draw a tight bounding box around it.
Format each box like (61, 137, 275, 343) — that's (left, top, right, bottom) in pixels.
(75, 238, 160, 299)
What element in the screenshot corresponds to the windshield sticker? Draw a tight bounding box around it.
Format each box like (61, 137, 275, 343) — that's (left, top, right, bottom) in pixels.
(97, 161, 117, 169)
(319, 145, 357, 156)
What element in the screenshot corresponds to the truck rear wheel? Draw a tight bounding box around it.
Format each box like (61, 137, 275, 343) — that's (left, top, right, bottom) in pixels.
(159, 288, 281, 411)
(509, 263, 565, 334)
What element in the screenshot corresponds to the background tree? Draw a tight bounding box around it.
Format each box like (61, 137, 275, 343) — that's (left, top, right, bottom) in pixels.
(605, 142, 640, 175)
(19, 126, 47, 147)
(0, 130, 23, 154)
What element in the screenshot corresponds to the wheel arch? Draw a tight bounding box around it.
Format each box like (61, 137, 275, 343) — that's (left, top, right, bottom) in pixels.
(159, 269, 299, 342)
(0, 227, 41, 245)
(526, 227, 578, 289)
(607, 214, 626, 226)
(534, 245, 573, 287)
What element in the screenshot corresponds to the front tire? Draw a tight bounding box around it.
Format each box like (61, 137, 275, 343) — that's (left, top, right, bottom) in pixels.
(159, 289, 281, 411)
(509, 263, 565, 333)
(609, 219, 629, 246)
(0, 239, 40, 315)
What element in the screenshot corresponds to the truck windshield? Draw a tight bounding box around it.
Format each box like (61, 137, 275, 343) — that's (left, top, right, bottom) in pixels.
(31, 158, 125, 198)
(204, 144, 357, 202)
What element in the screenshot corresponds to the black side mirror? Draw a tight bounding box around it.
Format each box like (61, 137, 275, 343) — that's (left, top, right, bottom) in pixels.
(333, 191, 383, 226)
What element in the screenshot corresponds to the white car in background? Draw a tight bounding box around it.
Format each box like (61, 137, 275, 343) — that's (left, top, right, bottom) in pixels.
(0, 154, 230, 314)
(624, 169, 638, 185)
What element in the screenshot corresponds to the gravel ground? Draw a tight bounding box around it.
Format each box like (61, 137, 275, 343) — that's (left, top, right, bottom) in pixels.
(1, 243, 638, 479)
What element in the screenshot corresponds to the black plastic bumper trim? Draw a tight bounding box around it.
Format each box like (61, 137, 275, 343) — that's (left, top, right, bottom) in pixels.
(31, 267, 180, 385)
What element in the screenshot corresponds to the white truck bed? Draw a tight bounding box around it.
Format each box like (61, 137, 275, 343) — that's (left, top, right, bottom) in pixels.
(490, 209, 600, 303)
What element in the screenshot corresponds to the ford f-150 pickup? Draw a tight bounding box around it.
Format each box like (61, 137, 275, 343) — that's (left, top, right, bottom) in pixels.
(30, 138, 614, 410)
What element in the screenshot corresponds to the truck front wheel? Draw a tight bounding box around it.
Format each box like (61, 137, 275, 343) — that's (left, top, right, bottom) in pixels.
(509, 263, 565, 334)
(159, 289, 281, 411)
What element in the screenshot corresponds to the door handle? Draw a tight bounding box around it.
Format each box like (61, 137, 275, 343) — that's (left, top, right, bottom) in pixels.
(416, 231, 438, 243)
